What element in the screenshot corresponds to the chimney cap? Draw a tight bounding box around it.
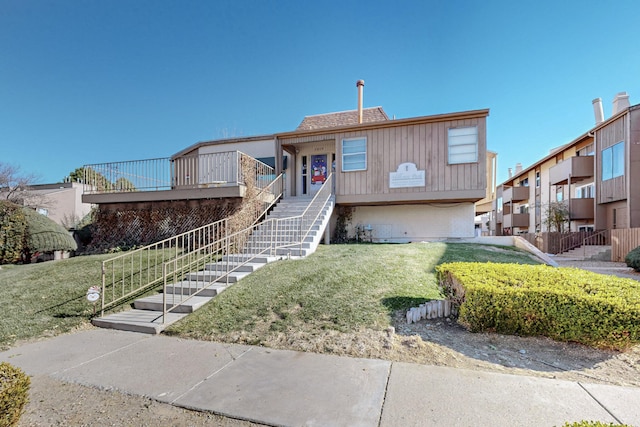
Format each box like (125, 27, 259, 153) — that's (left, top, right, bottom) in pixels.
(356, 80, 365, 87)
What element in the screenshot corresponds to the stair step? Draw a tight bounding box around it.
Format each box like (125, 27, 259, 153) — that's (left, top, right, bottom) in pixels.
(185, 270, 251, 283)
(92, 310, 188, 334)
(134, 294, 212, 313)
(204, 261, 265, 273)
(165, 280, 229, 297)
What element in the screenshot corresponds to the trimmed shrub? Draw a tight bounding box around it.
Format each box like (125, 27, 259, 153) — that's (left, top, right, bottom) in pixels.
(0, 362, 30, 427)
(437, 262, 640, 350)
(20, 206, 77, 253)
(624, 245, 640, 272)
(0, 201, 27, 264)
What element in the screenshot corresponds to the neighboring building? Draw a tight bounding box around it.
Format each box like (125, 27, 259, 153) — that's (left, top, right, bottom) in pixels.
(492, 92, 640, 239)
(1, 182, 92, 229)
(83, 81, 490, 243)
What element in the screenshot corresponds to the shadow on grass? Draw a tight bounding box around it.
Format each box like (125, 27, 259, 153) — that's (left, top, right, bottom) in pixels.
(382, 296, 434, 312)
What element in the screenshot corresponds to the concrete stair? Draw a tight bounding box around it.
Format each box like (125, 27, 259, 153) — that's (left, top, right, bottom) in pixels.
(557, 245, 612, 261)
(92, 196, 334, 334)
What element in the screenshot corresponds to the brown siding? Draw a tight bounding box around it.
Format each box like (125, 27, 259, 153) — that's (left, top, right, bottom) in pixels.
(332, 118, 485, 203)
(611, 227, 640, 262)
(597, 115, 627, 203)
(630, 109, 640, 228)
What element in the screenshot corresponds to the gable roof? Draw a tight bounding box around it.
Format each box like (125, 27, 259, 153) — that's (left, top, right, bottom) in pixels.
(296, 107, 389, 131)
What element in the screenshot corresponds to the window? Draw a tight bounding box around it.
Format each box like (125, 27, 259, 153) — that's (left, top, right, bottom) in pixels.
(448, 126, 478, 164)
(602, 141, 624, 181)
(519, 204, 529, 214)
(37, 208, 48, 216)
(575, 183, 595, 199)
(535, 171, 540, 188)
(342, 137, 367, 171)
(556, 187, 563, 202)
(520, 178, 529, 187)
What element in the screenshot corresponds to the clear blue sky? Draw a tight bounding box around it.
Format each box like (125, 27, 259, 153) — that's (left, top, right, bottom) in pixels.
(2, 0, 639, 184)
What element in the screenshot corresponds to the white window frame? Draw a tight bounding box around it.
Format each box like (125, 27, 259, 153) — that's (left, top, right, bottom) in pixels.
(448, 126, 478, 164)
(341, 137, 367, 172)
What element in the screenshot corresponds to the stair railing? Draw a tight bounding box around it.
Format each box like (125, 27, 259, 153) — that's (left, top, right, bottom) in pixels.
(160, 175, 333, 323)
(99, 173, 283, 316)
(580, 229, 610, 258)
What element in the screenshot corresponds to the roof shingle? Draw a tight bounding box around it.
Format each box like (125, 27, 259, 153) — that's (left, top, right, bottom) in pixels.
(296, 107, 389, 131)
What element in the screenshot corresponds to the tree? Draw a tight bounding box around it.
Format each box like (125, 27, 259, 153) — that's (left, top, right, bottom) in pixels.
(544, 201, 570, 232)
(67, 166, 113, 192)
(0, 162, 46, 209)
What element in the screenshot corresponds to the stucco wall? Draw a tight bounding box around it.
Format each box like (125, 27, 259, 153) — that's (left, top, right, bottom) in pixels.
(344, 203, 475, 242)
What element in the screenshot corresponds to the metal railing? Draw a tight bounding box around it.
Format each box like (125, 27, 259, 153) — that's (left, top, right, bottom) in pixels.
(559, 229, 611, 254)
(98, 173, 284, 315)
(84, 151, 274, 194)
(159, 175, 334, 323)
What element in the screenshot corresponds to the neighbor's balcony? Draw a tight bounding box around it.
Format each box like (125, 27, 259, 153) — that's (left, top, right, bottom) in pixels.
(503, 213, 529, 228)
(567, 198, 595, 220)
(502, 186, 530, 204)
(82, 151, 275, 204)
(549, 156, 594, 186)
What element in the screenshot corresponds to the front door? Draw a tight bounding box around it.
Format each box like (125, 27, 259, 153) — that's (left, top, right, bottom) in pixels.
(309, 154, 328, 195)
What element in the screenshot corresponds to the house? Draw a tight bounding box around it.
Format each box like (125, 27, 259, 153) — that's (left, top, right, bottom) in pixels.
(82, 81, 490, 245)
(491, 92, 640, 259)
(1, 181, 92, 229)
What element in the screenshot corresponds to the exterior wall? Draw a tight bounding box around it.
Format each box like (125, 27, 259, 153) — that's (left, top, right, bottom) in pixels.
(629, 108, 640, 228)
(596, 115, 627, 204)
(344, 203, 475, 242)
(26, 182, 92, 228)
(279, 111, 488, 205)
(335, 118, 486, 204)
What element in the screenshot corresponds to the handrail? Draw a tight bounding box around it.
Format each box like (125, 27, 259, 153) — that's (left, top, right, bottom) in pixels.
(98, 172, 283, 316)
(580, 229, 610, 258)
(558, 229, 610, 255)
(159, 175, 333, 322)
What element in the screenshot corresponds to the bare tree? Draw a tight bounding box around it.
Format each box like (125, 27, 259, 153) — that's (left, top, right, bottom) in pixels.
(0, 162, 46, 208)
(544, 201, 570, 233)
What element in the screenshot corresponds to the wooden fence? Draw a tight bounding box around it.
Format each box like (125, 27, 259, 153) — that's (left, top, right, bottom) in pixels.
(611, 228, 640, 262)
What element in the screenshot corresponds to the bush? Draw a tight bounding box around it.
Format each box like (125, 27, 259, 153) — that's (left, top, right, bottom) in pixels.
(0, 202, 27, 264)
(625, 245, 640, 272)
(0, 201, 77, 264)
(437, 262, 640, 350)
(0, 362, 30, 427)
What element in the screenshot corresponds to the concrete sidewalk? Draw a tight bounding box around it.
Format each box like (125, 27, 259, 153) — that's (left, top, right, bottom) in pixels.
(2, 329, 639, 427)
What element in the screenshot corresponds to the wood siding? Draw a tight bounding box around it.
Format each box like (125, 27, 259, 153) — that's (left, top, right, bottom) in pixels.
(597, 115, 627, 203)
(611, 227, 640, 262)
(629, 108, 640, 228)
(302, 118, 485, 203)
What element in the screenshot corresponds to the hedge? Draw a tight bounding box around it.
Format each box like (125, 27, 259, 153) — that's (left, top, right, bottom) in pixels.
(0, 202, 27, 264)
(0, 362, 30, 427)
(437, 262, 640, 350)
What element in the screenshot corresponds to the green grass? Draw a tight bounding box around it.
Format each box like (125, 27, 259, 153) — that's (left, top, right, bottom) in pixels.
(0, 254, 112, 350)
(0, 242, 540, 351)
(167, 243, 540, 343)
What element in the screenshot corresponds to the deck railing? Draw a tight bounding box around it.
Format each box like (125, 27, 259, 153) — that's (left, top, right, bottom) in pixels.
(559, 229, 610, 254)
(98, 173, 284, 315)
(84, 151, 274, 194)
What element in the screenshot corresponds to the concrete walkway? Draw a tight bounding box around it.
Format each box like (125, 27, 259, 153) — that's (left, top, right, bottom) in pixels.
(2, 329, 639, 426)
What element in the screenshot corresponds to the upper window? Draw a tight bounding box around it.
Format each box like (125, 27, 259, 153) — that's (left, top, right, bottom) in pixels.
(342, 137, 367, 171)
(520, 178, 529, 187)
(448, 126, 478, 164)
(602, 141, 624, 181)
(535, 171, 540, 188)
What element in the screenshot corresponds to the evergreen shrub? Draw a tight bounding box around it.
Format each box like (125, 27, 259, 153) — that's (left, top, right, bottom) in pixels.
(437, 262, 640, 350)
(624, 245, 640, 272)
(0, 362, 30, 427)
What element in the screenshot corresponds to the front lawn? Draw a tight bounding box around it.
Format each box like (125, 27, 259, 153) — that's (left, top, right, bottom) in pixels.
(166, 243, 541, 345)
